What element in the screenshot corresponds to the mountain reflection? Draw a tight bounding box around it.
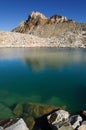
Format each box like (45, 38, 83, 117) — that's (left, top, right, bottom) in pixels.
(21, 48, 86, 71)
(0, 48, 86, 71)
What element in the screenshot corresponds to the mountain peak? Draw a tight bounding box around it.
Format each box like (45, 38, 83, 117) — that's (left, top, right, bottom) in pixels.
(28, 11, 47, 20)
(12, 11, 77, 37)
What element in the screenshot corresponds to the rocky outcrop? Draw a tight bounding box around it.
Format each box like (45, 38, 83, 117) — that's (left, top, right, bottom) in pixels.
(29, 11, 47, 20)
(48, 15, 67, 24)
(12, 11, 86, 38)
(12, 11, 47, 33)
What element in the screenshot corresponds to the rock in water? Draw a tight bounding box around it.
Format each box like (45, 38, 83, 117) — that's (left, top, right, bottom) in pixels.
(0, 103, 15, 118)
(4, 118, 29, 130)
(47, 110, 70, 129)
(13, 103, 59, 129)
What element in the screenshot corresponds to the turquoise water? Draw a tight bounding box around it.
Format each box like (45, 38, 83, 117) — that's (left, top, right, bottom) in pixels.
(0, 48, 86, 114)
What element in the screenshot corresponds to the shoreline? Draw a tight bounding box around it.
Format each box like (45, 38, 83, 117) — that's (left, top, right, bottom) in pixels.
(0, 102, 86, 130)
(0, 31, 86, 48)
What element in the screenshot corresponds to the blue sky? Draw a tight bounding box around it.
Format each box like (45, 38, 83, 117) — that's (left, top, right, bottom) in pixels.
(0, 0, 86, 31)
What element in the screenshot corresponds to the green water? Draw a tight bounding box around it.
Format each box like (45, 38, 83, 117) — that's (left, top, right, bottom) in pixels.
(0, 48, 86, 114)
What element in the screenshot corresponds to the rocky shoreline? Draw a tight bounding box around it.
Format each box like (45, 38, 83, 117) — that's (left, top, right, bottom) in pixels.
(0, 102, 86, 130)
(0, 31, 86, 48)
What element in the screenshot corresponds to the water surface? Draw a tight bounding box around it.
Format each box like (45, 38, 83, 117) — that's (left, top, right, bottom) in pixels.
(0, 48, 86, 114)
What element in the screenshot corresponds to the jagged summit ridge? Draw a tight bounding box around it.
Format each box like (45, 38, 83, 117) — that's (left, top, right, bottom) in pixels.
(0, 11, 86, 48)
(12, 11, 69, 35)
(28, 11, 47, 20)
(12, 11, 86, 41)
(49, 14, 67, 23)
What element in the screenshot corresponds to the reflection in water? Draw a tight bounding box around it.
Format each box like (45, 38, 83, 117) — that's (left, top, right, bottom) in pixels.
(0, 48, 86, 113)
(22, 48, 86, 71)
(0, 48, 86, 70)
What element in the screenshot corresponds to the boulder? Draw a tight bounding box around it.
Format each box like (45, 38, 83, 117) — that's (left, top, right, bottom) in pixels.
(0, 126, 3, 130)
(82, 121, 86, 125)
(68, 115, 82, 129)
(78, 124, 86, 130)
(13, 103, 23, 117)
(47, 110, 70, 129)
(59, 126, 74, 130)
(0, 118, 29, 130)
(5, 118, 29, 130)
(24, 117, 35, 130)
(0, 103, 15, 118)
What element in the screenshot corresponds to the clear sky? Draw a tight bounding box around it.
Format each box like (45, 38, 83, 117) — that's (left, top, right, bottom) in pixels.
(0, 0, 86, 31)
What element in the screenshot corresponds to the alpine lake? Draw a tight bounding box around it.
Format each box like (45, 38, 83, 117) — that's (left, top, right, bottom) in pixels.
(0, 47, 86, 117)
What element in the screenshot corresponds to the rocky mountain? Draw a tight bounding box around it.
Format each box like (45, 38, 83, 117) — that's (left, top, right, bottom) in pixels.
(0, 11, 86, 48)
(12, 11, 86, 38)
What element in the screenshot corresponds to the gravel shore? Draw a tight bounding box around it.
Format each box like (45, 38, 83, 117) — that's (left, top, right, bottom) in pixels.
(0, 31, 86, 48)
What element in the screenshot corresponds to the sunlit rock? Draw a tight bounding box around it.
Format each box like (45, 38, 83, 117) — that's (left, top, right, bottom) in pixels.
(69, 115, 82, 129)
(0, 119, 29, 130)
(29, 11, 47, 20)
(78, 124, 86, 130)
(5, 118, 29, 130)
(47, 110, 70, 129)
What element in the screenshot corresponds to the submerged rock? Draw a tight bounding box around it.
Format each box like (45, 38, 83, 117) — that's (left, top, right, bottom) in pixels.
(13, 103, 23, 117)
(13, 103, 59, 117)
(24, 117, 35, 130)
(0, 103, 15, 119)
(13, 103, 60, 129)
